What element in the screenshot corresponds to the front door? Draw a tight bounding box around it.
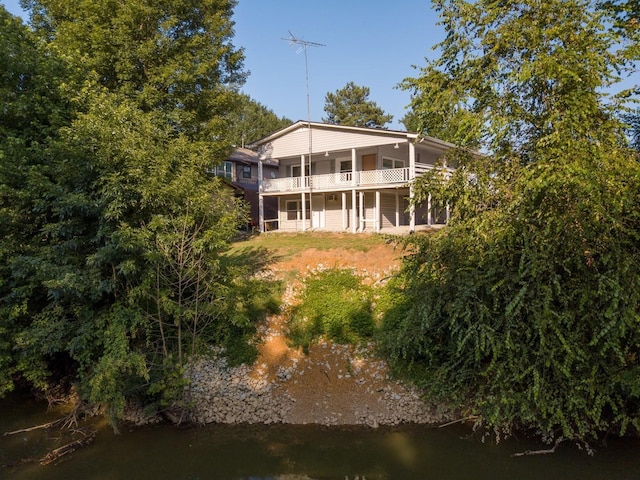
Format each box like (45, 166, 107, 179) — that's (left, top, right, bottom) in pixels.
(312, 194, 325, 229)
(362, 154, 376, 171)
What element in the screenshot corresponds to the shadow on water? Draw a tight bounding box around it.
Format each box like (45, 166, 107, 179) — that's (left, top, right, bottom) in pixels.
(2, 396, 640, 480)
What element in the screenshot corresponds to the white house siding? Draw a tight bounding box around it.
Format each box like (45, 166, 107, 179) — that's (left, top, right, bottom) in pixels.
(401, 196, 411, 226)
(260, 126, 414, 160)
(324, 194, 345, 231)
(272, 188, 446, 232)
(314, 159, 333, 175)
(277, 195, 311, 232)
(359, 192, 374, 232)
(380, 193, 399, 228)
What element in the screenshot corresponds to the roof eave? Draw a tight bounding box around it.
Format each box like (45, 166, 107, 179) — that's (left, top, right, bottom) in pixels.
(248, 120, 419, 148)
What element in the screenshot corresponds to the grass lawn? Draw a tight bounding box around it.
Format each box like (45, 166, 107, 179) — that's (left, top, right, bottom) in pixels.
(226, 232, 394, 261)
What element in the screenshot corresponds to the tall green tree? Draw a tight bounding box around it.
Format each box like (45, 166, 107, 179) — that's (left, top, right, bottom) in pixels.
(323, 82, 393, 128)
(1, 1, 254, 422)
(0, 6, 79, 396)
(400, 69, 481, 146)
(23, 0, 246, 141)
(383, 0, 640, 442)
(227, 93, 291, 147)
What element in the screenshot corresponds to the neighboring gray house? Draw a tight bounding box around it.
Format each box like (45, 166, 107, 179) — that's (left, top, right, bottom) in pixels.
(212, 147, 279, 229)
(249, 121, 455, 233)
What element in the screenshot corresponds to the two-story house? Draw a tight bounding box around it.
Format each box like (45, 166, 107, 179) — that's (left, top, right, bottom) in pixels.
(250, 121, 455, 233)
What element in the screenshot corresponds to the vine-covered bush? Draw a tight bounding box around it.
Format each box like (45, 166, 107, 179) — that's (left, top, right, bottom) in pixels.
(387, 0, 640, 442)
(288, 269, 374, 352)
(380, 157, 640, 441)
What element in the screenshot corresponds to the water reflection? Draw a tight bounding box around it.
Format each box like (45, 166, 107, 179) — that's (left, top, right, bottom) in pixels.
(2, 396, 640, 480)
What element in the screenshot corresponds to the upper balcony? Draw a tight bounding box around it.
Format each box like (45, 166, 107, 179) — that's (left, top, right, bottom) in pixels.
(261, 163, 447, 193)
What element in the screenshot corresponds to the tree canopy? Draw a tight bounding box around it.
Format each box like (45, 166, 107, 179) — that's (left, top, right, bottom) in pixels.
(0, 2, 275, 424)
(383, 0, 640, 442)
(323, 82, 393, 129)
(227, 93, 292, 147)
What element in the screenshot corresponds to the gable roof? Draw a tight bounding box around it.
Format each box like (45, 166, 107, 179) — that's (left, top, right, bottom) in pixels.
(229, 147, 278, 167)
(248, 121, 458, 160)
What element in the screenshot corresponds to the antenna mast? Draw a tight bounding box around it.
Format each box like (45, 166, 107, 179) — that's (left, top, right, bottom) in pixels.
(282, 31, 325, 126)
(282, 31, 325, 231)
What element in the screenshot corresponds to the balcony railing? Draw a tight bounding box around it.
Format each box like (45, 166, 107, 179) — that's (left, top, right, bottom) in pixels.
(262, 166, 431, 193)
(235, 177, 258, 186)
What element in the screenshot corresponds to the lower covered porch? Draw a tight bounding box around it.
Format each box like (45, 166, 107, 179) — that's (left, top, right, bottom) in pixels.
(265, 188, 449, 233)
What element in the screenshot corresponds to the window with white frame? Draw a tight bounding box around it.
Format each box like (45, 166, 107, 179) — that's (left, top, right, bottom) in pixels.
(286, 164, 311, 177)
(334, 157, 352, 173)
(242, 165, 251, 178)
(213, 161, 233, 179)
(285, 199, 310, 221)
(382, 157, 405, 169)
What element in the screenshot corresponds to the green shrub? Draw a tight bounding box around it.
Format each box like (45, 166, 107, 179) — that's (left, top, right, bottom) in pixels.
(380, 158, 640, 442)
(288, 269, 374, 352)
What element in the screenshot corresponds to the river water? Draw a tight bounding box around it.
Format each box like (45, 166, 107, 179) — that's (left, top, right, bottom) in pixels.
(2, 395, 639, 479)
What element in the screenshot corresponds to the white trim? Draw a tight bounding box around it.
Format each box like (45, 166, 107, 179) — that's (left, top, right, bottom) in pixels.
(351, 189, 357, 234)
(336, 156, 352, 173)
(375, 191, 381, 233)
(382, 156, 405, 169)
(342, 192, 347, 230)
(249, 120, 420, 147)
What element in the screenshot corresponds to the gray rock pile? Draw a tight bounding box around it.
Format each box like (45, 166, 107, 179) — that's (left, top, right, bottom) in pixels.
(184, 355, 296, 424)
(183, 343, 447, 427)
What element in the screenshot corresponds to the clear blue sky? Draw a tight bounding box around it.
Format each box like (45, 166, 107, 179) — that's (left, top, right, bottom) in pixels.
(1, 0, 445, 130)
(232, 1, 445, 129)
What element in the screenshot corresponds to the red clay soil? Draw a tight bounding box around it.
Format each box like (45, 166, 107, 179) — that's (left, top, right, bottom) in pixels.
(247, 236, 438, 425)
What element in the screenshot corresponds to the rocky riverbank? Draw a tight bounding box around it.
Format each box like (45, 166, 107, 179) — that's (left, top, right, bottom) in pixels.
(174, 239, 452, 428)
(182, 322, 450, 427)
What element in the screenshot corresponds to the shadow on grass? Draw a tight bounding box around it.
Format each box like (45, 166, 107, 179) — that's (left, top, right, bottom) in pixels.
(216, 240, 284, 366)
(221, 243, 282, 275)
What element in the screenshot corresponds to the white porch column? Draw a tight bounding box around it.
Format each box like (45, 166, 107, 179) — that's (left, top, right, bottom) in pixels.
(300, 154, 306, 231)
(258, 159, 264, 232)
(409, 141, 416, 179)
(342, 191, 347, 231)
(395, 192, 400, 226)
(446, 201, 451, 223)
(409, 187, 416, 232)
(351, 189, 357, 233)
(359, 191, 364, 232)
(375, 190, 381, 233)
(351, 148, 357, 186)
(409, 141, 416, 232)
(427, 193, 432, 226)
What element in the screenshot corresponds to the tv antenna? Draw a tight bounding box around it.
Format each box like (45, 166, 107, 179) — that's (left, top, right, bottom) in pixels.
(282, 31, 325, 125)
(282, 31, 325, 231)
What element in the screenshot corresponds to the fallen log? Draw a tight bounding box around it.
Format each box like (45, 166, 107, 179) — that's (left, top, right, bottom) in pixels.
(3, 402, 85, 438)
(437, 416, 479, 428)
(3, 418, 65, 436)
(39, 431, 96, 465)
(3, 431, 96, 468)
(511, 438, 563, 457)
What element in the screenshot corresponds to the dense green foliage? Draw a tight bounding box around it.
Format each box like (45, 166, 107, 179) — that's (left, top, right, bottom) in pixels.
(288, 269, 374, 353)
(227, 93, 292, 147)
(0, 2, 277, 423)
(384, 0, 640, 442)
(323, 82, 393, 129)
